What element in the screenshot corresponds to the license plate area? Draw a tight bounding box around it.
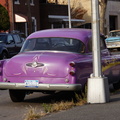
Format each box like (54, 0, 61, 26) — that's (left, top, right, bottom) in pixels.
(25, 80, 39, 88)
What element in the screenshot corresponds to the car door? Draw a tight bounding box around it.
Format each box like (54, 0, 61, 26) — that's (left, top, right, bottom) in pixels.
(12, 34, 23, 53)
(101, 36, 120, 84)
(86, 35, 120, 85)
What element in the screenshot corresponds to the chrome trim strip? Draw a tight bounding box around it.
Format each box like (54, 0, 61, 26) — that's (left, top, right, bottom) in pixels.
(107, 46, 120, 48)
(0, 83, 82, 91)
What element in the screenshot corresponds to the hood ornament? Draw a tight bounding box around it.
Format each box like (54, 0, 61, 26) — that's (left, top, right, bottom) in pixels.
(26, 62, 44, 68)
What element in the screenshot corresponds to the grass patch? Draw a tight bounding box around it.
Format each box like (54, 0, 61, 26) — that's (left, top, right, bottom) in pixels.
(51, 100, 75, 112)
(24, 91, 87, 120)
(75, 93, 87, 106)
(42, 103, 52, 113)
(24, 106, 47, 120)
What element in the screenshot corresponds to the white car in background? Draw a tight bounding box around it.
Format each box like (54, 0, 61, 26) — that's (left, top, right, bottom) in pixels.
(105, 30, 120, 51)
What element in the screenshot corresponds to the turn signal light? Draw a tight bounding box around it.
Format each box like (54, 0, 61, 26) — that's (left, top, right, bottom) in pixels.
(69, 70, 75, 76)
(69, 62, 75, 67)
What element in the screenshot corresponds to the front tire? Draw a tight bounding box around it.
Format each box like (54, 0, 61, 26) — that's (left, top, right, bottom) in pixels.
(1, 52, 8, 59)
(9, 90, 26, 102)
(113, 80, 120, 90)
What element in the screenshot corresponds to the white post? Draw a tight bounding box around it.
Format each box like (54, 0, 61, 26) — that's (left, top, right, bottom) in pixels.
(25, 23, 28, 37)
(87, 0, 110, 103)
(68, 0, 71, 28)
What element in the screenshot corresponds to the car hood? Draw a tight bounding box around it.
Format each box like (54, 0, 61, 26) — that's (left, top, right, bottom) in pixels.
(106, 37, 120, 42)
(4, 51, 80, 77)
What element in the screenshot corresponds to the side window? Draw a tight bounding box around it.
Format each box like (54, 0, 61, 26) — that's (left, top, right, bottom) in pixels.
(13, 34, 22, 44)
(88, 38, 92, 52)
(87, 36, 106, 52)
(100, 36, 106, 50)
(7, 35, 14, 44)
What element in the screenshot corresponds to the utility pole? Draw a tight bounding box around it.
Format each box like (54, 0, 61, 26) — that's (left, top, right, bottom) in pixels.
(8, 0, 14, 31)
(55, 0, 58, 4)
(87, 0, 109, 103)
(68, 0, 71, 28)
(26, 0, 32, 35)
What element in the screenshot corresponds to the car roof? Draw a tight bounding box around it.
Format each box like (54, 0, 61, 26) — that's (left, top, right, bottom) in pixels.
(109, 30, 120, 33)
(0, 33, 8, 35)
(0, 32, 19, 35)
(27, 28, 92, 44)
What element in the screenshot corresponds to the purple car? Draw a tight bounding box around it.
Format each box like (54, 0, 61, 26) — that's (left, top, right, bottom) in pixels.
(0, 28, 120, 102)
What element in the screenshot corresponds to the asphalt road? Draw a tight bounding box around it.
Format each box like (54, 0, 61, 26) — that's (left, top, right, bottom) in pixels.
(40, 90, 120, 120)
(0, 50, 120, 120)
(0, 90, 45, 120)
(1, 87, 120, 120)
(0, 90, 77, 120)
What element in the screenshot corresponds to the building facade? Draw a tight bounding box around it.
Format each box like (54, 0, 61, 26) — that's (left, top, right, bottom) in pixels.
(40, 3, 68, 29)
(0, 0, 40, 36)
(105, 0, 120, 34)
(53, 0, 120, 35)
(75, 0, 120, 35)
(0, 0, 69, 37)
(2, 0, 120, 36)
(13, 0, 40, 36)
(77, 0, 120, 35)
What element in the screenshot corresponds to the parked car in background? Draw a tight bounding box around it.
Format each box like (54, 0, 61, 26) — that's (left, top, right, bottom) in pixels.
(105, 30, 120, 51)
(0, 28, 120, 102)
(0, 32, 24, 59)
(11, 30, 26, 41)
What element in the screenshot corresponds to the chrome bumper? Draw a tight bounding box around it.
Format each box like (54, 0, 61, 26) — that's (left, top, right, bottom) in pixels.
(106, 43, 120, 48)
(0, 82, 82, 91)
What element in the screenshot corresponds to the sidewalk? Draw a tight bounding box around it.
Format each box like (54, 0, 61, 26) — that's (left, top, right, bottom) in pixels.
(40, 91, 120, 120)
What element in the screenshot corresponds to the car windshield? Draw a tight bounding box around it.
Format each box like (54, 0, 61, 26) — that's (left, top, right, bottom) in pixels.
(20, 37, 85, 53)
(0, 35, 7, 43)
(109, 31, 120, 37)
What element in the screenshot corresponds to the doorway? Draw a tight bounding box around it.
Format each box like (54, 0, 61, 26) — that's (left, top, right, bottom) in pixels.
(109, 15, 118, 31)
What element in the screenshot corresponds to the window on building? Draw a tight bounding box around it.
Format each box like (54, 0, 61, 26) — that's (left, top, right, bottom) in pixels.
(32, 17, 37, 32)
(14, 0, 20, 4)
(25, 0, 34, 6)
(40, 0, 47, 3)
(109, 15, 118, 31)
(30, 0, 34, 5)
(51, 23, 64, 29)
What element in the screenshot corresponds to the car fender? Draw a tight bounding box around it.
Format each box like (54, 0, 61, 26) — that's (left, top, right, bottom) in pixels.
(0, 60, 7, 82)
(0, 45, 9, 57)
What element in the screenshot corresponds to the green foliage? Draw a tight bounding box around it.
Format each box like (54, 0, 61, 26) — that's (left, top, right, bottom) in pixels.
(42, 103, 52, 113)
(0, 4, 10, 31)
(24, 106, 42, 120)
(24, 91, 87, 120)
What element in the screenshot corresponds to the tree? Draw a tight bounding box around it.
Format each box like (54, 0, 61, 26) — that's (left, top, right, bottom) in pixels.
(48, 0, 87, 20)
(99, 0, 107, 34)
(26, 0, 32, 35)
(0, 4, 10, 32)
(48, 0, 107, 34)
(71, 6, 87, 20)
